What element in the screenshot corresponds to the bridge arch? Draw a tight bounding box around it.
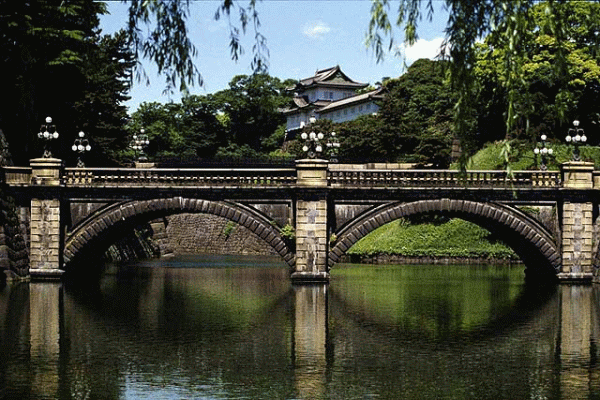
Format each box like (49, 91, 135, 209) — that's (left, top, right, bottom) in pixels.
(64, 197, 295, 272)
(329, 199, 560, 278)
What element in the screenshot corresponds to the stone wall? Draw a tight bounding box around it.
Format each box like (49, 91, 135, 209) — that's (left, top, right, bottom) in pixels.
(163, 214, 276, 256)
(0, 196, 29, 283)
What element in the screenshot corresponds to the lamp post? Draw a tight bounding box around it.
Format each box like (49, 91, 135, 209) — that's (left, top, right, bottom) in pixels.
(565, 120, 587, 161)
(301, 130, 324, 159)
(533, 134, 552, 170)
(326, 131, 340, 163)
(131, 128, 150, 161)
(71, 131, 91, 167)
(37, 116, 59, 158)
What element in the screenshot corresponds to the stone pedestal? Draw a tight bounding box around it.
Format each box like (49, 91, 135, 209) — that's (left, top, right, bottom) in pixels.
(30, 158, 62, 186)
(562, 161, 594, 189)
(29, 158, 63, 280)
(134, 161, 155, 169)
(296, 159, 328, 187)
(559, 162, 594, 281)
(293, 159, 329, 283)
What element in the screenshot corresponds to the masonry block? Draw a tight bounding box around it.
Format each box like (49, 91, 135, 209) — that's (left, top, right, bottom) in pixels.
(30, 198, 63, 280)
(293, 196, 329, 284)
(560, 199, 594, 281)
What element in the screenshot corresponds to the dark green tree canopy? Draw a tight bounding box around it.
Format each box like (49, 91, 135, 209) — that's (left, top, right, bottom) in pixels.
(333, 59, 453, 166)
(125, 73, 292, 164)
(0, 0, 130, 164)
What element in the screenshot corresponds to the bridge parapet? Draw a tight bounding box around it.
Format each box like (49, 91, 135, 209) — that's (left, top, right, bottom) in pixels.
(0, 166, 568, 189)
(62, 167, 297, 188)
(3, 166, 32, 186)
(328, 169, 561, 188)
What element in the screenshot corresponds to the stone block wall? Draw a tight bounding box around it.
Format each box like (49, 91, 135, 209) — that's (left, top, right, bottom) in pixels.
(294, 199, 328, 275)
(0, 197, 29, 282)
(561, 202, 594, 278)
(164, 214, 277, 256)
(29, 199, 61, 272)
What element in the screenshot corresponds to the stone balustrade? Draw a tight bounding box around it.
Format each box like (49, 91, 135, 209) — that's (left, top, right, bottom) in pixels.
(328, 169, 561, 188)
(2, 165, 564, 190)
(63, 167, 298, 187)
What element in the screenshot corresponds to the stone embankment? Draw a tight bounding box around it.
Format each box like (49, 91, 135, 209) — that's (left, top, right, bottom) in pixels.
(0, 194, 29, 284)
(155, 214, 276, 256)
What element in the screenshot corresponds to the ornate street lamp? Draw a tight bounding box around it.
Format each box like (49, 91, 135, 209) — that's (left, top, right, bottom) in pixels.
(37, 116, 59, 158)
(71, 131, 91, 167)
(533, 134, 552, 170)
(326, 131, 340, 163)
(565, 120, 587, 161)
(301, 130, 324, 159)
(131, 128, 150, 161)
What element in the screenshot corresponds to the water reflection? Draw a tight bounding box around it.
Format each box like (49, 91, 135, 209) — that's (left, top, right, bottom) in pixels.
(293, 284, 328, 399)
(0, 259, 599, 399)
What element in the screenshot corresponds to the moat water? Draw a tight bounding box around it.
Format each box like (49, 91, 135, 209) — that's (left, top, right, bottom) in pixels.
(1, 255, 599, 399)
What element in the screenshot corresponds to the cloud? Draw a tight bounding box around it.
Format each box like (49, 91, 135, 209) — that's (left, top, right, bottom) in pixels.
(401, 37, 446, 62)
(303, 21, 331, 39)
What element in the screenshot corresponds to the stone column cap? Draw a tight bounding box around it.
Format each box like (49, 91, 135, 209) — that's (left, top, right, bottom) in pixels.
(30, 157, 63, 166)
(296, 159, 328, 187)
(561, 160, 594, 168)
(295, 158, 328, 167)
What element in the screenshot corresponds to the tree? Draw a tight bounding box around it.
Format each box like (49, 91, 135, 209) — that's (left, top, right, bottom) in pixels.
(125, 0, 268, 93)
(212, 74, 294, 152)
(379, 59, 454, 166)
(313, 60, 454, 166)
(125, 73, 293, 163)
(0, 0, 107, 163)
(71, 31, 135, 166)
(474, 1, 600, 145)
(366, 0, 594, 164)
(0, 0, 267, 164)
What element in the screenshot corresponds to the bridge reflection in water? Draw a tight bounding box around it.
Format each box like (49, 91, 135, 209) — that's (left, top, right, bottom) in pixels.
(1, 259, 599, 399)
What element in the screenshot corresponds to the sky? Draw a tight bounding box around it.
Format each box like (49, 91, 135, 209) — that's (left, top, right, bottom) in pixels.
(99, 0, 449, 112)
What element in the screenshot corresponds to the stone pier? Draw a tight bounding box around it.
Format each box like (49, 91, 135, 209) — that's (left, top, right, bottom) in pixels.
(292, 159, 330, 283)
(29, 158, 63, 280)
(559, 162, 595, 281)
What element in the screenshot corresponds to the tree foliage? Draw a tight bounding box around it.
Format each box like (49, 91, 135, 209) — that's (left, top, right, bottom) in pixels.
(0, 0, 100, 163)
(125, 0, 268, 93)
(0, 0, 270, 165)
(72, 31, 135, 165)
(379, 59, 454, 166)
(213, 74, 294, 152)
(366, 0, 598, 165)
(474, 1, 600, 145)
(0, 0, 135, 165)
(302, 59, 454, 166)
(125, 73, 292, 163)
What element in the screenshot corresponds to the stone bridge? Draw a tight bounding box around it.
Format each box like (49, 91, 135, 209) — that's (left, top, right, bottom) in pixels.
(2, 158, 600, 283)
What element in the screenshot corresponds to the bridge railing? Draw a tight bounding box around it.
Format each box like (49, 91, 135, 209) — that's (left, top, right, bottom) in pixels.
(328, 169, 561, 188)
(63, 167, 298, 187)
(3, 166, 33, 186)
(0, 166, 564, 189)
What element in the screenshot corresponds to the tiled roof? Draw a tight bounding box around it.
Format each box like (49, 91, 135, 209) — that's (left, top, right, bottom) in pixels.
(289, 66, 368, 91)
(282, 97, 333, 114)
(317, 88, 384, 113)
